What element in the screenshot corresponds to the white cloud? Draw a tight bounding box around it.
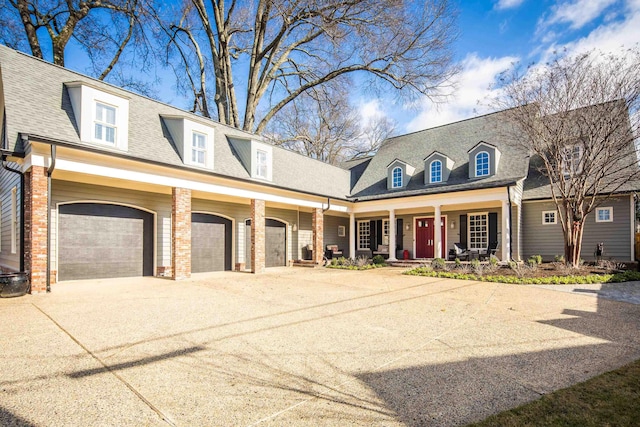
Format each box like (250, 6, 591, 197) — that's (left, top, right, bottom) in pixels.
(540, 0, 618, 30)
(358, 99, 386, 122)
(405, 54, 519, 132)
(495, 0, 526, 10)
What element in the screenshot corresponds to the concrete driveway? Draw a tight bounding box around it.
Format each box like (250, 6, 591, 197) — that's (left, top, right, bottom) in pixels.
(1, 268, 639, 427)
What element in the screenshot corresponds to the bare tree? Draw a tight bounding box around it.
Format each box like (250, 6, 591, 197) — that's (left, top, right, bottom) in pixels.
(492, 49, 640, 266)
(0, 0, 154, 85)
(167, 0, 458, 133)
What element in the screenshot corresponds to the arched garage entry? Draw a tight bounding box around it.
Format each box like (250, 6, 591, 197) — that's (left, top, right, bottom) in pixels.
(245, 218, 287, 269)
(58, 202, 154, 281)
(191, 213, 233, 272)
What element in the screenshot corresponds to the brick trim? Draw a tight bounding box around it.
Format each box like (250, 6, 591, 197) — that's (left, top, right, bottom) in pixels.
(171, 187, 191, 280)
(312, 208, 324, 265)
(24, 166, 48, 293)
(251, 199, 265, 273)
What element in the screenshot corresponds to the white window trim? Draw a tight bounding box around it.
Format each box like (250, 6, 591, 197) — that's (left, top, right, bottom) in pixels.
(468, 212, 489, 250)
(191, 131, 208, 166)
(357, 220, 371, 251)
(256, 149, 269, 179)
(382, 219, 390, 245)
(542, 210, 557, 225)
(475, 151, 490, 177)
(93, 101, 118, 146)
(430, 160, 442, 183)
(595, 207, 613, 223)
(562, 144, 583, 176)
(392, 166, 403, 188)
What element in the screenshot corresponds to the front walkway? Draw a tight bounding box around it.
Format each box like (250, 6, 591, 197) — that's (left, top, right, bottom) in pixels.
(1, 268, 639, 426)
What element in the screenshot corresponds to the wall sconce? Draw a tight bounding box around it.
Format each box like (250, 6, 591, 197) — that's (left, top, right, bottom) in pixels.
(450, 220, 455, 229)
(292, 223, 298, 231)
(405, 224, 410, 230)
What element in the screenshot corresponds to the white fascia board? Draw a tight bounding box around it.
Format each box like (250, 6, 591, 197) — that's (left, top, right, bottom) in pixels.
(31, 153, 348, 212)
(352, 188, 509, 213)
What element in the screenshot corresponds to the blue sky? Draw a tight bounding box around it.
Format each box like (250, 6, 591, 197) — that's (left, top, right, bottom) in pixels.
(360, 0, 640, 134)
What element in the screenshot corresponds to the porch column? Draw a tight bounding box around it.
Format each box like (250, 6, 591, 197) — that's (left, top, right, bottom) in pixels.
(25, 166, 48, 293)
(388, 209, 397, 261)
(312, 208, 324, 265)
(434, 204, 442, 259)
(171, 187, 191, 280)
(251, 199, 265, 273)
(349, 213, 356, 259)
(502, 199, 511, 261)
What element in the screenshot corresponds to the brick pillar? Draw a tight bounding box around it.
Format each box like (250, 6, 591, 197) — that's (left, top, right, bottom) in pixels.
(251, 199, 265, 273)
(172, 187, 191, 280)
(312, 208, 324, 265)
(24, 166, 48, 293)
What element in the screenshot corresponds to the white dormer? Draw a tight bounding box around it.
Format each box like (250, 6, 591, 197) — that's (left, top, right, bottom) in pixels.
(423, 151, 454, 184)
(65, 81, 129, 151)
(468, 141, 501, 178)
(386, 159, 415, 190)
(161, 115, 215, 169)
(228, 137, 273, 182)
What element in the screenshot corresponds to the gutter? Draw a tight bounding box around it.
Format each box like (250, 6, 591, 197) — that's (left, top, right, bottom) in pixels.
(322, 198, 331, 212)
(46, 145, 56, 292)
(1, 156, 25, 272)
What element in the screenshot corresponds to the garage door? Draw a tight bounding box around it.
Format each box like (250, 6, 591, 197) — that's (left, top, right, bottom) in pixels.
(191, 213, 232, 272)
(58, 203, 154, 281)
(245, 219, 286, 269)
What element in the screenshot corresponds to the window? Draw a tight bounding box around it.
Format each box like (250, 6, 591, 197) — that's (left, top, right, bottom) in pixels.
(358, 221, 370, 250)
(595, 207, 613, 222)
(542, 210, 557, 225)
(191, 132, 207, 165)
(562, 144, 583, 175)
(256, 149, 268, 179)
(382, 219, 389, 245)
(94, 102, 117, 144)
(468, 213, 488, 250)
(11, 187, 17, 254)
(475, 152, 489, 177)
(392, 167, 403, 188)
(337, 225, 346, 237)
(430, 160, 442, 183)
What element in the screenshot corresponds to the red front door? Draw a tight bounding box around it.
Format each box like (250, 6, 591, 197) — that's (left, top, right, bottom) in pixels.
(415, 217, 446, 258)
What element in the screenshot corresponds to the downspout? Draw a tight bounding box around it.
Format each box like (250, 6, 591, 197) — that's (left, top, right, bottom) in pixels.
(46, 145, 56, 292)
(507, 186, 513, 260)
(1, 156, 25, 272)
(322, 198, 331, 213)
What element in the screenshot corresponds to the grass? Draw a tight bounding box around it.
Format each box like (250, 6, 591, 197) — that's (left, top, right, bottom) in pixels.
(467, 358, 640, 427)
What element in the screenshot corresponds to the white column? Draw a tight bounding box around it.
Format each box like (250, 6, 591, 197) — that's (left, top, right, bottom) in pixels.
(434, 205, 442, 258)
(349, 212, 356, 259)
(502, 199, 511, 261)
(388, 209, 397, 261)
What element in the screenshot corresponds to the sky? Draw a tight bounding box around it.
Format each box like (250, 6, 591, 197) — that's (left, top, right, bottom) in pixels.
(361, 0, 640, 134)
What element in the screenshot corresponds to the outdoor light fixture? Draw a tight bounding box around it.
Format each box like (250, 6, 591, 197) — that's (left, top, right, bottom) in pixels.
(292, 223, 298, 231)
(405, 224, 410, 230)
(450, 220, 455, 229)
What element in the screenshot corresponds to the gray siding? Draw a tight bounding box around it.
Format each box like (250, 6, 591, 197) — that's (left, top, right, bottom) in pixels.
(323, 214, 350, 258)
(0, 163, 21, 271)
(51, 180, 172, 274)
(228, 137, 252, 174)
(522, 196, 633, 261)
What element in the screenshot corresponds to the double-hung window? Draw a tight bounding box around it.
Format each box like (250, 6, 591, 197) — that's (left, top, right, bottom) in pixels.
(562, 144, 583, 175)
(468, 213, 488, 250)
(542, 210, 557, 225)
(358, 221, 370, 250)
(256, 149, 268, 179)
(94, 102, 117, 144)
(392, 167, 403, 188)
(191, 132, 207, 166)
(430, 160, 442, 183)
(475, 152, 489, 177)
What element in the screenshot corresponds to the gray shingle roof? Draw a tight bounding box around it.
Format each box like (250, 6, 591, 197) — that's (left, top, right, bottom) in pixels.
(0, 46, 351, 200)
(349, 110, 531, 200)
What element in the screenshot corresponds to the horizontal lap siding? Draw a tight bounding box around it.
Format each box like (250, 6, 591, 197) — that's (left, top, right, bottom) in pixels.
(51, 180, 171, 273)
(522, 196, 632, 261)
(323, 214, 350, 258)
(0, 165, 21, 271)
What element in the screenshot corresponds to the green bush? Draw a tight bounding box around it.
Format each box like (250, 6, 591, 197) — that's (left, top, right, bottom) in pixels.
(431, 258, 446, 270)
(489, 256, 498, 266)
(470, 258, 480, 269)
(372, 255, 386, 265)
(454, 258, 462, 268)
(554, 254, 565, 263)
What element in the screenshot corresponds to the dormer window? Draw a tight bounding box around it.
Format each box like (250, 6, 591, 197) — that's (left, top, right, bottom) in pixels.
(392, 167, 403, 188)
(475, 151, 490, 177)
(191, 131, 207, 165)
(430, 160, 442, 183)
(256, 149, 268, 179)
(94, 102, 117, 144)
(562, 144, 583, 175)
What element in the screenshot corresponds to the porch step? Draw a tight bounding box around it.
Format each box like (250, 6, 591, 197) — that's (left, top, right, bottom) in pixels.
(292, 260, 320, 268)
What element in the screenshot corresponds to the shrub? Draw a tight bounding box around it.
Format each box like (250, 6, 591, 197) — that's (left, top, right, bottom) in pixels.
(554, 254, 565, 263)
(489, 256, 498, 266)
(355, 255, 369, 267)
(530, 255, 543, 265)
(431, 258, 446, 270)
(454, 258, 462, 268)
(372, 255, 386, 265)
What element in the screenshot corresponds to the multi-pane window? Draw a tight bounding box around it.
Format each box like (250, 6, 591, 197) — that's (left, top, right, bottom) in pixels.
(430, 160, 442, 183)
(191, 132, 207, 165)
(595, 207, 613, 222)
(358, 221, 370, 250)
(382, 219, 389, 245)
(542, 210, 557, 224)
(475, 152, 489, 177)
(468, 213, 488, 250)
(256, 149, 268, 178)
(392, 167, 402, 188)
(562, 144, 583, 175)
(94, 102, 116, 144)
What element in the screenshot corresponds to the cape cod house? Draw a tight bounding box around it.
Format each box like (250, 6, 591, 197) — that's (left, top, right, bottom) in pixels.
(0, 46, 637, 293)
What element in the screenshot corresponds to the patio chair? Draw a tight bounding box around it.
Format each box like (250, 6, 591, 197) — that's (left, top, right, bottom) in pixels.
(479, 240, 499, 261)
(449, 243, 469, 261)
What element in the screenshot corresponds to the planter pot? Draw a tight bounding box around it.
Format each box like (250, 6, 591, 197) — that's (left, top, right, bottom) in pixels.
(0, 272, 30, 298)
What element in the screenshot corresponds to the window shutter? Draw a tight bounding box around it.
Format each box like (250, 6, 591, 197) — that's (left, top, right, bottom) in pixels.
(489, 212, 498, 248)
(369, 220, 377, 250)
(459, 214, 467, 246)
(376, 220, 383, 246)
(396, 219, 403, 250)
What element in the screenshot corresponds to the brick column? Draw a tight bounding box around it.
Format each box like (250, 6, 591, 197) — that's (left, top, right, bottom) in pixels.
(172, 187, 191, 280)
(251, 199, 265, 273)
(312, 208, 324, 265)
(24, 166, 48, 293)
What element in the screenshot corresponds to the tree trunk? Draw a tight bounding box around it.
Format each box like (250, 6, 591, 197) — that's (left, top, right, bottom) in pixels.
(564, 220, 585, 267)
